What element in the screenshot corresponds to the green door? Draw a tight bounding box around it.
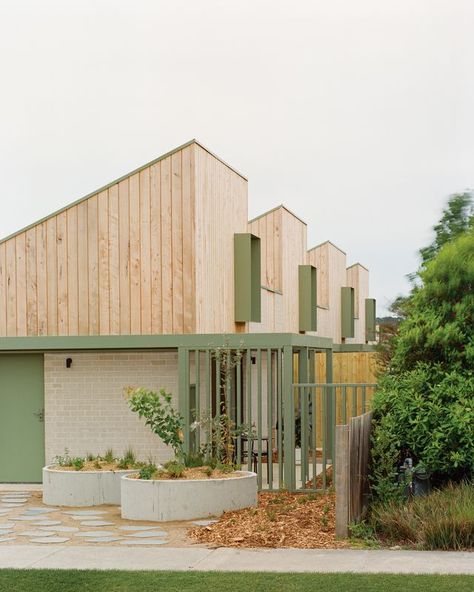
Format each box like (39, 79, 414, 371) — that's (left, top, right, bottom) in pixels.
(0, 354, 45, 482)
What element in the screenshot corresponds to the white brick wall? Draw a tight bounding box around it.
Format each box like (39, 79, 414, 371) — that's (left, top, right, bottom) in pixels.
(44, 351, 179, 465)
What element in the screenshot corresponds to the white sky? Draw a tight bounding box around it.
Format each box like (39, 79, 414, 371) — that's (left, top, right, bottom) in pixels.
(1, 1, 473, 315)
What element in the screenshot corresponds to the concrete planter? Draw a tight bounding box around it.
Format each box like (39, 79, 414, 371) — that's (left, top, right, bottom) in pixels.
(121, 471, 257, 521)
(42, 465, 137, 507)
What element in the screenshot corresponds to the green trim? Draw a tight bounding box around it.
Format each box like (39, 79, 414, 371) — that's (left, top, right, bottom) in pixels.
(298, 265, 317, 332)
(249, 204, 307, 226)
(0, 139, 247, 245)
(0, 333, 336, 352)
(307, 240, 346, 255)
(341, 287, 355, 339)
(365, 298, 377, 342)
(234, 233, 261, 323)
(0, 333, 377, 353)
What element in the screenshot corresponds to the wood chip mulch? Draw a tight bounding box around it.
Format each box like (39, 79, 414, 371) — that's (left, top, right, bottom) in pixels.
(189, 490, 349, 549)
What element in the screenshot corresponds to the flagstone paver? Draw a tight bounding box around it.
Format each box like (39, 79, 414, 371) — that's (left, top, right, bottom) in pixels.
(29, 537, 71, 544)
(75, 531, 118, 538)
(84, 537, 122, 543)
(18, 531, 57, 537)
(39, 526, 79, 533)
(80, 520, 114, 527)
(120, 539, 170, 545)
(63, 511, 108, 516)
(128, 531, 168, 538)
(118, 526, 158, 531)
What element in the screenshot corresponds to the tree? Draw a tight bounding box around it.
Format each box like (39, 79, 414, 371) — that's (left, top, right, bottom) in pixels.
(419, 191, 473, 267)
(371, 223, 474, 500)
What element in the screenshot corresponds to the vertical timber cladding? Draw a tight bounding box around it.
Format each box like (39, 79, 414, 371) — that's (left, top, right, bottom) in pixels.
(341, 287, 355, 339)
(365, 298, 376, 342)
(298, 265, 317, 331)
(0, 354, 45, 482)
(234, 233, 261, 322)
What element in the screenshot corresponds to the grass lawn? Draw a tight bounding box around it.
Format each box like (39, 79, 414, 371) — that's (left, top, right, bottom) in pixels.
(0, 570, 473, 592)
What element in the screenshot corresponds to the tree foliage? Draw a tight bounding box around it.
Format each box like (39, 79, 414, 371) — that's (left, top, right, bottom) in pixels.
(371, 195, 474, 501)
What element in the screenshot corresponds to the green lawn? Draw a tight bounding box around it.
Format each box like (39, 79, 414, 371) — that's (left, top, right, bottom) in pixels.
(0, 570, 472, 592)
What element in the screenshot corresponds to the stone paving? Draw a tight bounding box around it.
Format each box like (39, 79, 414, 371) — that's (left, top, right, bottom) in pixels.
(0, 489, 214, 548)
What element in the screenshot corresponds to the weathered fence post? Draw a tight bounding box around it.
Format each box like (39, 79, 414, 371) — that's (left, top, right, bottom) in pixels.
(335, 424, 349, 537)
(335, 411, 373, 537)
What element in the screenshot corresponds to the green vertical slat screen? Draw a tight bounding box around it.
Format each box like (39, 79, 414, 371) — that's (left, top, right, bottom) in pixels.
(234, 233, 261, 322)
(298, 265, 317, 332)
(365, 298, 376, 342)
(341, 287, 355, 338)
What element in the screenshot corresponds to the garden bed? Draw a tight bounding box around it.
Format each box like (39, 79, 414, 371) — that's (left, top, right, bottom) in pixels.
(121, 470, 257, 521)
(43, 466, 137, 507)
(189, 490, 348, 548)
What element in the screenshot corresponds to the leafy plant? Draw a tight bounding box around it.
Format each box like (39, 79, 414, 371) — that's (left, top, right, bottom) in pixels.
(164, 460, 186, 479)
(125, 387, 184, 459)
(117, 447, 137, 469)
(54, 448, 72, 467)
(71, 457, 85, 471)
(103, 448, 115, 463)
(138, 463, 157, 480)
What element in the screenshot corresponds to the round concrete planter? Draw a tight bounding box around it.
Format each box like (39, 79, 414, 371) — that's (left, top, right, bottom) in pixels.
(121, 471, 258, 521)
(42, 465, 137, 507)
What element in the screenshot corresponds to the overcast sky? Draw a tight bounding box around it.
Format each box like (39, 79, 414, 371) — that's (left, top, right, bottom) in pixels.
(1, 1, 473, 315)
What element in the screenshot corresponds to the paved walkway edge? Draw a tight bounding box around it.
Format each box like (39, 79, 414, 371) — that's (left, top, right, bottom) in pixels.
(0, 545, 472, 574)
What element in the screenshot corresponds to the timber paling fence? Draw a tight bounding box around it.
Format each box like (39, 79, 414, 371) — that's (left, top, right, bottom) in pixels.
(335, 411, 374, 537)
(178, 345, 376, 493)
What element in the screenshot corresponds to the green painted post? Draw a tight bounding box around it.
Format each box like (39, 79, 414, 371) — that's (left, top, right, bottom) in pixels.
(299, 348, 309, 488)
(267, 348, 273, 490)
(178, 347, 190, 456)
(283, 345, 296, 491)
(325, 349, 334, 462)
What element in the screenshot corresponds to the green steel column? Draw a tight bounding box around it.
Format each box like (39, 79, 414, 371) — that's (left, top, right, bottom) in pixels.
(325, 348, 334, 461)
(178, 347, 190, 456)
(283, 345, 296, 491)
(298, 348, 309, 488)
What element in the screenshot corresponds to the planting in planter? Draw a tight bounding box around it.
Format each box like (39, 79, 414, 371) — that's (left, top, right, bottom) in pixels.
(121, 381, 258, 521)
(43, 448, 147, 507)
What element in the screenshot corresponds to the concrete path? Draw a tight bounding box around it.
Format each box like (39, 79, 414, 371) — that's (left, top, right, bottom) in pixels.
(0, 544, 472, 574)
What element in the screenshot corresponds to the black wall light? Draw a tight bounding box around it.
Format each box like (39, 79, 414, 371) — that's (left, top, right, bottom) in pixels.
(66, 358, 73, 368)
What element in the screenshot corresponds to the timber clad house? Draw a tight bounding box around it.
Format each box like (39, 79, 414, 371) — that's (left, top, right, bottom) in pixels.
(0, 140, 377, 486)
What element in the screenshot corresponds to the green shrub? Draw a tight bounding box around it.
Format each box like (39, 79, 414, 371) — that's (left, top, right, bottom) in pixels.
(138, 463, 157, 480)
(371, 365, 474, 499)
(164, 460, 185, 478)
(103, 448, 115, 463)
(370, 482, 474, 550)
(71, 457, 85, 471)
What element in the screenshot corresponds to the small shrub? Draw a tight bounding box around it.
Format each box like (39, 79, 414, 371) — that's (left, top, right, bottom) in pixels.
(204, 466, 213, 477)
(86, 452, 95, 462)
(370, 481, 474, 550)
(139, 463, 157, 480)
(94, 459, 101, 469)
(71, 457, 85, 471)
(164, 460, 185, 479)
(103, 448, 115, 463)
(54, 448, 72, 467)
(117, 447, 137, 469)
(183, 451, 204, 468)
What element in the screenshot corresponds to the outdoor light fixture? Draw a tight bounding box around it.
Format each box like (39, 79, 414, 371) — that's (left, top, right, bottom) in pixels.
(66, 357, 73, 368)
